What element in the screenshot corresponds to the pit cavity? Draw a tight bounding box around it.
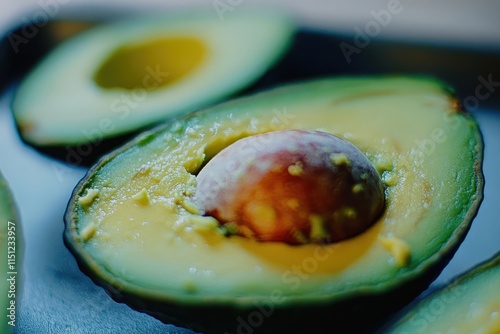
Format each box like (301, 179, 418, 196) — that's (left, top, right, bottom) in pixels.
(93, 37, 207, 90)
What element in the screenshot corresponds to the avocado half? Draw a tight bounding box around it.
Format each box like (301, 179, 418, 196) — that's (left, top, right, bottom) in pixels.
(0, 172, 21, 333)
(384, 252, 500, 333)
(64, 76, 484, 333)
(11, 10, 293, 148)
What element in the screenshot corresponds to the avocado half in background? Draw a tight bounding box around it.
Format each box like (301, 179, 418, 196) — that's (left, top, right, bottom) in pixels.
(11, 10, 294, 162)
(0, 172, 21, 333)
(64, 76, 484, 333)
(384, 252, 500, 333)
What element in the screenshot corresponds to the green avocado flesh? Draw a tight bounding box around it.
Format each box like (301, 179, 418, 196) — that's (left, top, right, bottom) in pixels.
(0, 172, 20, 333)
(64, 76, 484, 333)
(12, 10, 293, 146)
(385, 253, 500, 333)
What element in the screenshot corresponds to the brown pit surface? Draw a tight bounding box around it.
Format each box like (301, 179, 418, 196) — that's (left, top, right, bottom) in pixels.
(194, 129, 385, 244)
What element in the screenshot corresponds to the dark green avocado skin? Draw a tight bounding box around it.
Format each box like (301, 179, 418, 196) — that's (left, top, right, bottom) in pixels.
(63, 77, 484, 334)
(380, 252, 500, 334)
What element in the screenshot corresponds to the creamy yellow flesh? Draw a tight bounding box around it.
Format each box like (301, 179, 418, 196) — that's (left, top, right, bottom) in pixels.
(389, 258, 500, 334)
(93, 37, 207, 90)
(73, 78, 480, 302)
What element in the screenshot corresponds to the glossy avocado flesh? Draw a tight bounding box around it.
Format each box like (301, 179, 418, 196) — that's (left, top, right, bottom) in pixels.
(385, 252, 500, 333)
(11, 10, 293, 149)
(64, 76, 484, 333)
(0, 172, 21, 333)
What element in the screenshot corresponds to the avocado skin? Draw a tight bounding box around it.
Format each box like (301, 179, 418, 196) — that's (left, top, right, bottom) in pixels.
(63, 76, 484, 334)
(23, 130, 136, 167)
(381, 252, 500, 333)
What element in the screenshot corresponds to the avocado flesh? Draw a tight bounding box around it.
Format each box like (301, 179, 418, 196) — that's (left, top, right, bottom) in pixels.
(385, 252, 500, 333)
(12, 10, 293, 146)
(0, 172, 21, 333)
(64, 76, 484, 333)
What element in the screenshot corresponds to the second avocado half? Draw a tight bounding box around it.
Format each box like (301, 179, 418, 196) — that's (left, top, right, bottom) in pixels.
(11, 10, 294, 165)
(64, 76, 484, 333)
(384, 252, 500, 333)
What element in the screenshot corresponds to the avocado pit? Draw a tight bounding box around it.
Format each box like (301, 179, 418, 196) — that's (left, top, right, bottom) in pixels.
(195, 129, 385, 244)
